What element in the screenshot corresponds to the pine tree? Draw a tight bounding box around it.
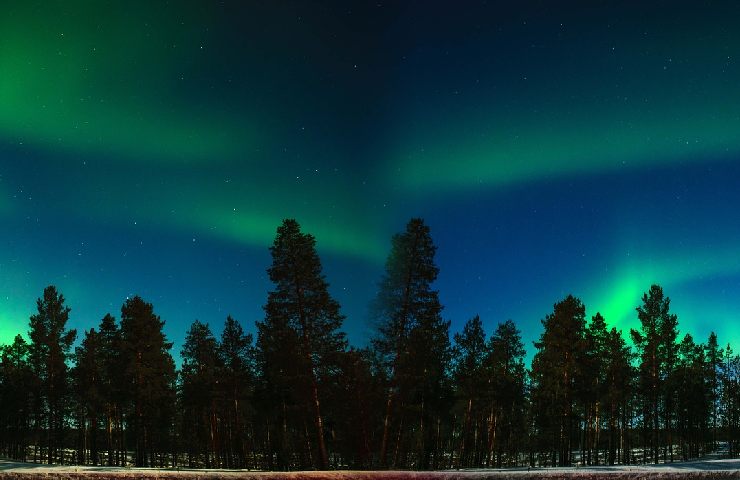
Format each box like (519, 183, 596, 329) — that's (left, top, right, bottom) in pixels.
(257, 219, 347, 470)
(674, 333, 709, 460)
(602, 327, 632, 465)
(28, 285, 77, 464)
(119, 296, 176, 467)
(705, 332, 721, 452)
(630, 284, 679, 463)
(581, 313, 609, 465)
(218, 315, 255, 468)
(371, 218, 445, 468)
(255, 301, 302, 469)
(180, 320, 222, 467)
(530, 295, 587, 466)
(330, 347, 383, 468)
(720, 344, 740, 455)
(97, 313, 123, 466)
(0, 335, 33, 460)
(452, 315, 486, 467)
(405, 299, 452, 469)
(484, 319, 526, 467)
(73, 328, 104, 464)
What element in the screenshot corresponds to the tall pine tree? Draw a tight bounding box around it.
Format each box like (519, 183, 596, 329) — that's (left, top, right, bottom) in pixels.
(484, 319, 526, 467)
(218, 315, 255, 468)
(73, 328, 104, 465)
(630, 284, 679, 463)
(0, 335, 33, 460)
(180, 320, 222, 467)
(119, 296, 176, 467)
(28, 285, 77, 464)
(452, 315, 486, 467)
(371, 218, 448, 468)
(530, 295, 586, 467)
(257, 219, 347, 470)
(706, 332, 721, 452)
(97, 313, 124, 465)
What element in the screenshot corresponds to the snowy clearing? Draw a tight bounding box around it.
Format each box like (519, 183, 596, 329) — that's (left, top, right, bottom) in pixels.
(1, 460, 740, 480)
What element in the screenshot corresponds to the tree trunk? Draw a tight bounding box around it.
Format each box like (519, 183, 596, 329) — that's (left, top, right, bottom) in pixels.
(458, 397, 472, 468)
(379, 388, 395, 467)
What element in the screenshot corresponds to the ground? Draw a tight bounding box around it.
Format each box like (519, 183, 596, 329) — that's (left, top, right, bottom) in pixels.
(1, 459, 740, 480)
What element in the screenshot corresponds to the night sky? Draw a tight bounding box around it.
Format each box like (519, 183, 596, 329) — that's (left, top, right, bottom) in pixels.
(2, 1, 740, 361)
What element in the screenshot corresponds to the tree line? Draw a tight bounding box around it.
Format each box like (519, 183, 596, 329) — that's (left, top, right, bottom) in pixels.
(0, 218, 739, 470)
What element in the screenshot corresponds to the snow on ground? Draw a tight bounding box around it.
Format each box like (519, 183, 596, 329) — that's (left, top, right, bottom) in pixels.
(1, 459, 740, 480)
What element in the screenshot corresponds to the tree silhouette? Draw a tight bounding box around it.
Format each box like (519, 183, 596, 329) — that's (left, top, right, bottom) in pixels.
(180, 320, 221, 467)
(257, 219, 347, 470)
(530, 295, 586, 466)
(452, 315, 486, 468)
(119, 296, 176, 467)
(28, 285, 77, 464)
(631, 284, 679, 463)
(97, 313, 123, 465)
(0, 242, 737, 470)
(218, 315, 255, 468)
(484, 319, 526, 467)
(72, 328, 103, 464)
(371, 218, 446, 468)
(0, 335, 33, 460)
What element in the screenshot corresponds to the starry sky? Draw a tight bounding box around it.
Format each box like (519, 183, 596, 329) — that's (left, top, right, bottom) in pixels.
(2, 1, 740, 361)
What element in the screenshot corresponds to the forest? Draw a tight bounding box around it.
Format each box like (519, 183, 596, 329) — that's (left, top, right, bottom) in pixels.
(1, 218, 739, 471)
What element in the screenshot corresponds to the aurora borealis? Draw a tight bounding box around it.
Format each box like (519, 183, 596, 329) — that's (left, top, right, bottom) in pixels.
(2, 1, 740, 359)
